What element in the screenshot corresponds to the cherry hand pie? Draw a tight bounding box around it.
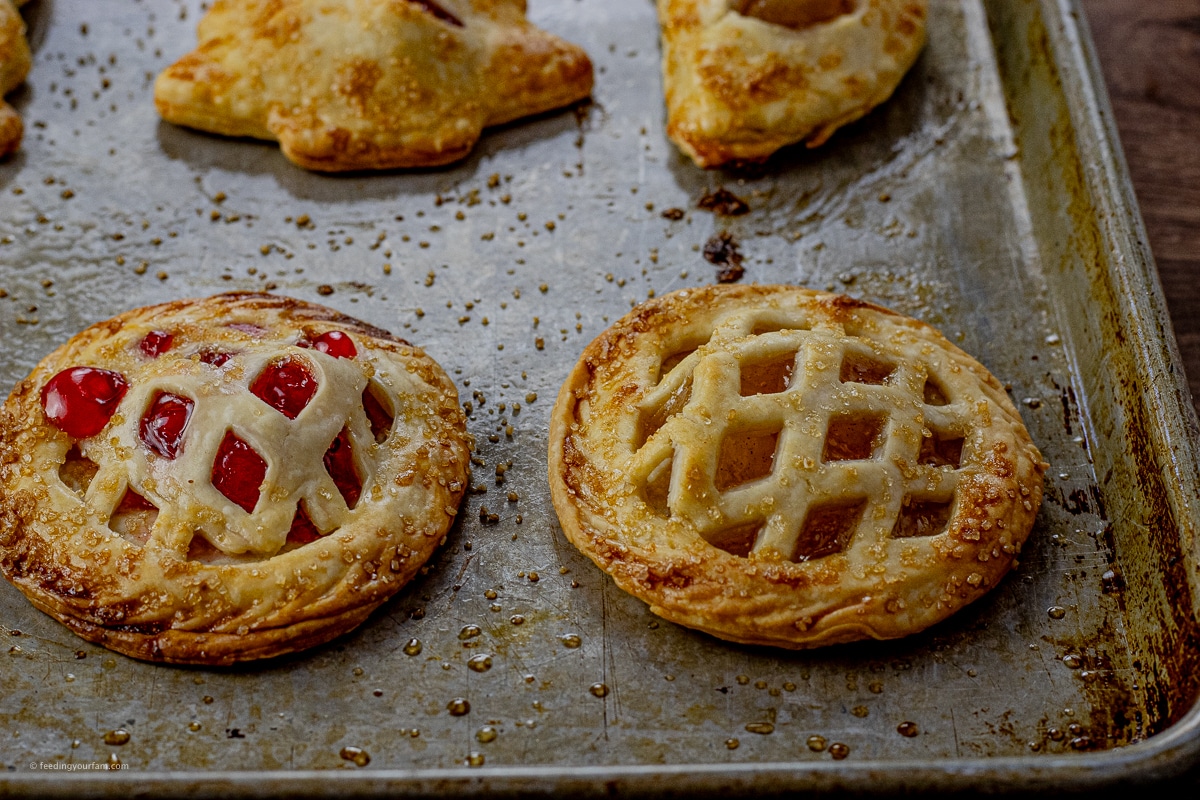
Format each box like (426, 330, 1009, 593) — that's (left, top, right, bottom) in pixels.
(549, 285, 1046, 648)
(658, 0, 927, 167)
(154, 0, 594, 171)
(0, 0, 31, 157)
(0, 294, 469, 664)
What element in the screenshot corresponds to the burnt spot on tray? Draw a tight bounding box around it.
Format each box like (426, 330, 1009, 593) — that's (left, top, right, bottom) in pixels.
(697, 188, 749, 216)
(703, 231, 745, 283)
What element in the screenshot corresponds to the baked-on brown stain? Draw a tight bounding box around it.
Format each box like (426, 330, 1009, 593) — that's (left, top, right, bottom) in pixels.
(918, 431, 964, 468)
(736, 0, 856, 30)
(709, 521, 763, 557)
(840, 351, 895, 385)
(739, 352, 796, 396)
(716, 429, 780, 491)
(892, 498, 953, 538)
(823, 414, 885, 461)
(795, 500, 864, 560)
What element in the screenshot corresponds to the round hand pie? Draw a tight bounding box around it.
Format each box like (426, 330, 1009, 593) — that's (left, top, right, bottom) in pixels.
(0, 293, 469, 664)
(658, 0, 928, 167)
(549, 285, 1046, 648)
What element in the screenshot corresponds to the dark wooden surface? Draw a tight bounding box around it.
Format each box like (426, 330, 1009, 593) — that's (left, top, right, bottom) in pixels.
(1083, 0, 1200, 418)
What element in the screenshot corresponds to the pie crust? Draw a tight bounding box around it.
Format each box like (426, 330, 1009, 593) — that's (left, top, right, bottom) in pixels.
(0, 0, 31, 157)
(549, 284, 1046, 648)
(659, 0, 928, 167)
(0, 293, 469, 664)
(154, 0, 594, 171)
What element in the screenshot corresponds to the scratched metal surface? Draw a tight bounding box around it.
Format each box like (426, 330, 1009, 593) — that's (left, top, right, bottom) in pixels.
(1, 0, 1199, 795)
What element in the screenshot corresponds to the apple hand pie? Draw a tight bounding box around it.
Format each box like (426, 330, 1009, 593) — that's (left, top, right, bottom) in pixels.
(659, 0, 928, 168)
(549, 285, 1046, 649)
(0, 294, 469, 664)
(0, 0, 31, 158)
(154, 0, 594, 171)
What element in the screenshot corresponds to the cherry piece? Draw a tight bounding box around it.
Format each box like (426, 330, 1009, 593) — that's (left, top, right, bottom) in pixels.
(41, 367, 129, 438)
(139, 392, 194, 459)
(139, 330, 174, 358)
(312, 330, 357, 359)
(323, 429, 361, 508)
(116, 489, 156, 512)
(199, 348, 233, 367)
(286, 505, 322, 545)
(211, 432, 266, 513)
(250, 358, 317, 420)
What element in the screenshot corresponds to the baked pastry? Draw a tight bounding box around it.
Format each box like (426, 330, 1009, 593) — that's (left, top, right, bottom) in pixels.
(658, 0, 928, 167)
(0, 0, 31, 158)
(0, 293, 469, 664)
(154, 0, 594, 171)
(549, 285, 1045, 648)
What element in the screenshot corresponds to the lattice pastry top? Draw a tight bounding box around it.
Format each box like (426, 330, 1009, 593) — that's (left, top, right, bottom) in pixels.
(154, 0, 594, 171)
(659, 0, 927, 167)
(0, 293, 469, 664)
(549, 285, 1046, 648)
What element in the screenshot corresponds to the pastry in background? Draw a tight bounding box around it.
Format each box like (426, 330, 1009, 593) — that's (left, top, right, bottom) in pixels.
(0, 0, 31, 158)
(155, 0, 593, 171)
(0, 293, 469, 664)
(549, 284, 1045, 648)
(659, 0, 927, 167)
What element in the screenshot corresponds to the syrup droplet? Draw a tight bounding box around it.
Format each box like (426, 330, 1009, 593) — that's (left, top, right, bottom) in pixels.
(745, 722, 775, 735)
(322, 429, 360, 507)
(211, 432, 266, 513)
(1062, 654, 1082, 669)
(560, 634, 582, 649)
(188, 722, 201, 732)
(458, 625, 483, 640)
(475, 726, 497, 744)
(897, 721, 919, 738)
(103, 729, 131, 746)
(313, 330, 357, 359)
(139, 392, 194, 458)
(509, 614, 525, 626)
(828, 742, 850, 760)
(735, 675, 750, 685)
(447, 698, 471, 716)
(589, 683, 609, 698)
(339, 746, 370, 767)
(467, 654, 492, 673)
(1048, 606, 1066, 620)
(250, 358, 317, 419)
(806, 735, 827, 752)
(139, 330, 174, 358)
(402, 638, 422, 656)
(41, 367, 128, 438)
(466, 752, 485, 767)
(725, 738, 740, 750)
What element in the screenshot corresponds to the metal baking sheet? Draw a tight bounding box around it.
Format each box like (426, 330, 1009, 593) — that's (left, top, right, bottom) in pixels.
(2, 0, 1199, 795)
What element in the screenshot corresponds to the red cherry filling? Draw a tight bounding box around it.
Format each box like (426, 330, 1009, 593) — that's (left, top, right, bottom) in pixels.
(41, 367, 129, 438)
(199, 348, 233, 367)
(250, 358, 317, 420)
(139, 330, 174, 358)
(323, 428, 361, 508)
(312, 330, 357, 359)
(287, 505, 322, 545)
(139, 392, 194, 459)
(211, 432, 266, 513)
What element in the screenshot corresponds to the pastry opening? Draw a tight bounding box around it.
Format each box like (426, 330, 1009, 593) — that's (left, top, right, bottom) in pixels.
(363, 384, 394, 443)
(59, 446, 99, 496)
(286, 503, 324, 547)
(794, 499, 865, 561)
(736, 0, 856, 30)
(405, 0, 464, 27)
(636, 376, 692, 449)
(739, 351, 797, 396)
(212, 431, 267, 514)
(918, 430, 964, 468)
(823, 413, 885, 462)
(751, 318, 810, 336)
(643, 453, 674, 517)
(185, 533, 265, 564)
(109, 489, 158, 545)
(656, 336, 708, 384)
(323, 427, 362, 509)
(923, 375, 950, 406)
(709, 521, 763, 558)
(716, 428, 780, 491)
(250, 357, 318, 420)
(892, 497, 954, 539)
(840, 351, 895, 385)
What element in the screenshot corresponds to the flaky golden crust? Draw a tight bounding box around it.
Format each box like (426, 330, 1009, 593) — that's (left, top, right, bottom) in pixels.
(659, 0, 927, 167)
(549, 285, 1046, 649)
(154, 0, 593, 171)
(0, 293, 469, 664)
(0, 0, 31, 158)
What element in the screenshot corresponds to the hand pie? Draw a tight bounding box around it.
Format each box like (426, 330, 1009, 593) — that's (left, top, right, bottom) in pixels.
(549, 285, 1046, 649)
(0, 294, 469, 664)
(154, 0, 594, 171)
(658, 0, 928, 167)
(0, 0, 31, 157)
